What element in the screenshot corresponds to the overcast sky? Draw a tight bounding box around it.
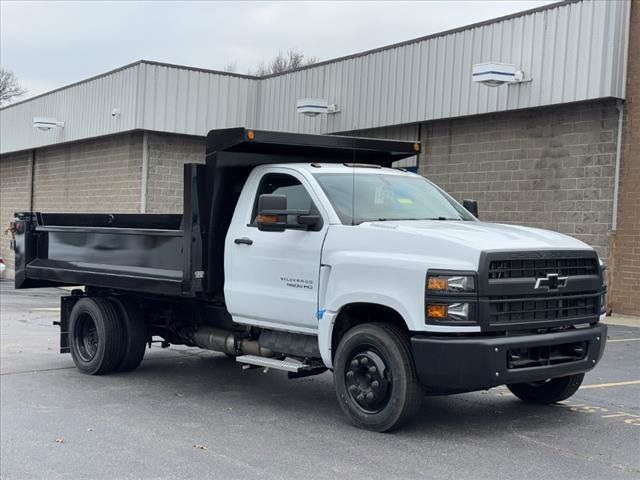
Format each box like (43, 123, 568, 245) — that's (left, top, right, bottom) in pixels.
(1, 0, 555, 99)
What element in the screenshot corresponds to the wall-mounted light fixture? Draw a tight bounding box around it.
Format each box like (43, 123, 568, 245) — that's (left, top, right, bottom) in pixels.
(296, 98, 340, 117)
(33, 117, 65, 131)
(472, 62, 531, 87)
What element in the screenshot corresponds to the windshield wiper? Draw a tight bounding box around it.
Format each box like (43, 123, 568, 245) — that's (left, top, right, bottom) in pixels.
(426, 217, 460, 221)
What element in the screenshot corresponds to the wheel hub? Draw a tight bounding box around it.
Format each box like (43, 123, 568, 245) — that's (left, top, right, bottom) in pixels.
(76, 314, 98, 362)
(345, 349, 390, 412)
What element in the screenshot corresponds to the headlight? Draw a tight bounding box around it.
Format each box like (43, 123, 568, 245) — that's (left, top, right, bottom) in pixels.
(426, 271, 477, 324)
(426, 302, 473, 322)
(427, 274, 476, 293)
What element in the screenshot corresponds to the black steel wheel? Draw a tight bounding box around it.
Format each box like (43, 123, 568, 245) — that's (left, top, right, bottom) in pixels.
(507, 373, 585, 404)
(334, 323, 421, 432)
(344, 348, 391, 414)
(109, 297, 148, 372)
(69, 297, 125, 375)
(75, 313, 99, 362)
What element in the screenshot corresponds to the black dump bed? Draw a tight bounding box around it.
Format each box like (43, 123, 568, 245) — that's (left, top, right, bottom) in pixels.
(11, 128, 419, 299)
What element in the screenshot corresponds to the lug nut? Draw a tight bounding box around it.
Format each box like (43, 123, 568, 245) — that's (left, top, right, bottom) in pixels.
(371, 380, 380, 389)
(360, 357, 369, 366)
(366, 392, 375, 401)
(368, 366, 377, 374)
(346, 371, 354, 379)
(348, 385, 359, 394)
(350, 359, 359, 369)
(356, 393, 365, 402)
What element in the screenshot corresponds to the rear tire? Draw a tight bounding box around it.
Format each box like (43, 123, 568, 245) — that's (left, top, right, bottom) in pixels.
(69, 297, 125, 375)
(109, 297, 148, 372)
(507, 373, 584, 404)
(333, 323, 421, 432)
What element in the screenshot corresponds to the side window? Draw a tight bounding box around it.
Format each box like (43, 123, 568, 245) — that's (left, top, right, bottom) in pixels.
(251, 173, 317, 224)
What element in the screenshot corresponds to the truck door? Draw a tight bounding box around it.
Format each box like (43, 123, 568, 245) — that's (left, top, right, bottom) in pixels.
(225, 170, 327, 333)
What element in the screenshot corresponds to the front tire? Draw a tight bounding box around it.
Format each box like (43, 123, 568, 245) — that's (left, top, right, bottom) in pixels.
(69, 297, 125, 375)
(507, 373, 584, 404)
(333, 323, 421, 432)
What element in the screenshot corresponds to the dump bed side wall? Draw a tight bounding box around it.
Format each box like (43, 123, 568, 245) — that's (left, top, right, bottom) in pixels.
(12, 212, 185, 296)
(12, 164, 213, 298)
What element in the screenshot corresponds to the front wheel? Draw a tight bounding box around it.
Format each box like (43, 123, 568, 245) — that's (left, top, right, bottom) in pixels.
(507, 373, 584, 404)
(333, 323, 422, 432)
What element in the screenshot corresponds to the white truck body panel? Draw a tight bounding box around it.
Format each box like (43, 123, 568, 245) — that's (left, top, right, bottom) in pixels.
(224, 163, 595, 368)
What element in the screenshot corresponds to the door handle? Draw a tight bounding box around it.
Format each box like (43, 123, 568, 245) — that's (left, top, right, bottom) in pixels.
(234, 237, 253, 245)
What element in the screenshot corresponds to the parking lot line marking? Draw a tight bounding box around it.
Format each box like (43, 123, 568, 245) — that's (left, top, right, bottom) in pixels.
(601, 412, 638, 418)
(29, 307, 60, 312)
(558, 402, 640, 426)
(607, 337, 640, 343)
(580, 380, 640, 389)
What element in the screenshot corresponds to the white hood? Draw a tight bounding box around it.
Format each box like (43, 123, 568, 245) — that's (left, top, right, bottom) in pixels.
(363, 220, 592, 253)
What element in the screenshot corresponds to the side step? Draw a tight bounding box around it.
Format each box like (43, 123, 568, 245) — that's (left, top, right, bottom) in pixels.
(236, 355, 305, 372)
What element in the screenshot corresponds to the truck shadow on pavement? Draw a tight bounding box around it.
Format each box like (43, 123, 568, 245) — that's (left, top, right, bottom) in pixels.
(111, 348, 586, 437)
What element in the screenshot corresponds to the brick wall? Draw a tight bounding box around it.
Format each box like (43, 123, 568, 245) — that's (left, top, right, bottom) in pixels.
(610, 0, 640, 315)
(146, 132, 205, 213)
(419, 99, 619, 264)
(0, 133, 143, 277)
(0, 151, 32, 277)
(32, 133, 143, 213)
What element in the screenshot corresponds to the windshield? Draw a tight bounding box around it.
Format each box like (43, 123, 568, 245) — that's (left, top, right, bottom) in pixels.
(312, 172, 475, 225)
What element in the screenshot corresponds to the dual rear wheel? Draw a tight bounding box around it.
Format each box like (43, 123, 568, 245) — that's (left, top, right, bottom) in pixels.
(69, 296, 148, 375)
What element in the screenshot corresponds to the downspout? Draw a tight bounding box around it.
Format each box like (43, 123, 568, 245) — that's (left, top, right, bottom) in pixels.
(140, 131, 149, 213)
(611, 100, 624, 231)
(29, 149, 35, 211)
(416, 123, 423, 173)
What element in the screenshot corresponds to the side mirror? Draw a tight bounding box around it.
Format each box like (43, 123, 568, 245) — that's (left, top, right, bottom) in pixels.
(256, 194, 322, 231)
(463, 199, 478, 218)
(257, 194, 287, 231)
(297, 214, 321, 228)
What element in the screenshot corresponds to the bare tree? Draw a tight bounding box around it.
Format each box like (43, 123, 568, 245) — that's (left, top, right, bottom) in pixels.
(0, 68, 26, 106)
(223, 61, 238, 74)
(250, 49, 318, 76)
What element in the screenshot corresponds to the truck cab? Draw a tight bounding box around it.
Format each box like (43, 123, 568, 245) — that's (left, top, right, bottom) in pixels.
(10, 128, 607, 432)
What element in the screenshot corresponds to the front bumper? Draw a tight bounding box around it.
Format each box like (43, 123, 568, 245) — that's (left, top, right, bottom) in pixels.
(411, 324, 607, 393)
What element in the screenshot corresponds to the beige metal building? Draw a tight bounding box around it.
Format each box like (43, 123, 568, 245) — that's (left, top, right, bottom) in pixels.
(1, 0, 638, 314)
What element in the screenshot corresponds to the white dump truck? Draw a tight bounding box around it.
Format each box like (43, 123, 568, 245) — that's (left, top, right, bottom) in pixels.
(11, 128, 607, 431)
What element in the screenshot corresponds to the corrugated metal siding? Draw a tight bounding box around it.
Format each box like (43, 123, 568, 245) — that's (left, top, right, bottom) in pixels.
(256, 0, 630, 133)
(0, 63, 259, 154)
(1, 64, 141, 154)
(137, 63, 258, 134)
(1, 0, 630, 154)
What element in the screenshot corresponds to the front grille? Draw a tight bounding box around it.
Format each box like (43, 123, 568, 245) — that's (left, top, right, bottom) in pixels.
(479, 250, 603, 331)
(488, 292, 599, 324)
(488, 257, 598, 280)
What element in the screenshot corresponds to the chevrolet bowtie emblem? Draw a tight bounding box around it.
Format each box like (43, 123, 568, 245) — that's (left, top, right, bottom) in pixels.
(534, 273, 568, 291)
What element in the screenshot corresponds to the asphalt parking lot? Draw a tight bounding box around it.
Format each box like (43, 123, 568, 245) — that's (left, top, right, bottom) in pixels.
(1, 280, 639, 480)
